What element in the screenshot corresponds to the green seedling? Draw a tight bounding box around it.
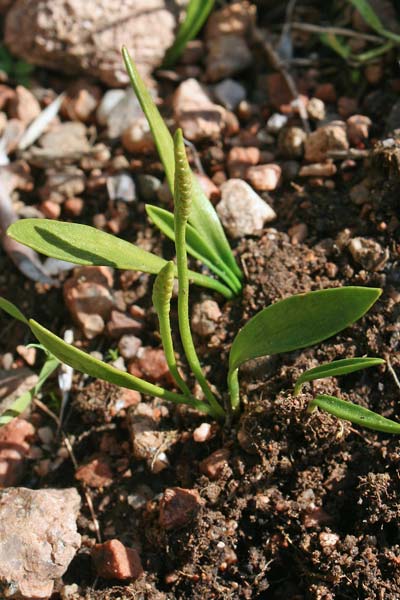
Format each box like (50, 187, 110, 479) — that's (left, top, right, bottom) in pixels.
(163, 0, 215, 68)
(0, 136, 393, 429)
(1, 48, 395, 430)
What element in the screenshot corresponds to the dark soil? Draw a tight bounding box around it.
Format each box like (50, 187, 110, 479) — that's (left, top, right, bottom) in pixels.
(1, 2, 400, 599)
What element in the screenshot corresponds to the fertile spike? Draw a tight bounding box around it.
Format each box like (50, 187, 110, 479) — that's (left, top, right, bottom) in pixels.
(152, 261, 175, 313)
(173, 128, 192, 221)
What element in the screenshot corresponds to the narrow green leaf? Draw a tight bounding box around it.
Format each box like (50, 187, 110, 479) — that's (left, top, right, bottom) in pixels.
(320, 33, 351, 60)
(146, 204, 241, 293)
(294, 357, 385, 395)
(348, 0, 400, 43)
(0, 355, 59, 427)
(230, 287, 382, 372)
(7, 219, 233, 298)
(121, 47, 242, 281)
(28, 319, 212, 414)
(0, 297, 29, 324)
(163, 0, 214, 67)
(311, 394, 400, 434)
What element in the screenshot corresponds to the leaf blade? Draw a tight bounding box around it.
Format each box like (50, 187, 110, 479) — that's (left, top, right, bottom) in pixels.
(294, 357, 385, 395)
(121, 47, 241, 280)
(163, 0, 214, 67)
(7, 219, 233, 297)
(146, 204, 241, 292)
(229, 287, 382, 371)
(0, 297, 29, 324)
(311, 394, 400, 434)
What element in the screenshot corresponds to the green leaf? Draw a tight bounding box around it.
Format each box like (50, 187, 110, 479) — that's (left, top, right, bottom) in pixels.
(163, 0, 214, 67)
(121, 47, 242, 281)
(0, 355, 60, 427)
(348, 0, 400, 43)
(146, 204, 241, 293)
(294, 357, 385, 395)
(0, 297, 29, 324)
(28, 319, 212, 413)
(7, 219, 233, 298)
(229, 287, 381, 372)
(311, 394, 400, 434)
(320, 33, 351, 60)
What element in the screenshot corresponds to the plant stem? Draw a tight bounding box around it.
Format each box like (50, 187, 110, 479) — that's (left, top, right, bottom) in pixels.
(173, 129, 225, 420)
(228, 367, 240, 413)
(153, 262, 193, 397)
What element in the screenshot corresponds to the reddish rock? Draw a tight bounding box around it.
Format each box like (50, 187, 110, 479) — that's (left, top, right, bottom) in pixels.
(39, 199, 61, 219)
(314, 83, 337, 104)
(61, 79, 102, 122)
(75, 455, 113, 488)
(0, 487, 81, 598)
(109, 389, 141, 417)
(265, 73, 292, 109)
(227, 146, 260, 178)
(304, 123, 349, 162)
(130, 347, 172, 384)
(91, 539, 143, 580)
(196, 173, 220, 201)
(346, 114, 372, 146)
(8, 85, 41, 125)
(246, 164, 281, 191)
(107, 310, 143, 338)
(63, 266, 114, 339)
(159, 487, 203, 530)
(200, 448, 230, 480)
(16, 344, 36, 366)
(0, 418, 35, 486)
(64, 196, 84, 216)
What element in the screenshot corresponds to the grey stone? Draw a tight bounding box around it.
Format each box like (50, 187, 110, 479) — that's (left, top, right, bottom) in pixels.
(216, 178, 276, 238)
(213, 78, 246, 111)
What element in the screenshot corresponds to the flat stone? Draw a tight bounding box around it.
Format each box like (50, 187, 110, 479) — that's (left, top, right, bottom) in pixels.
(0, 487, 81, 599)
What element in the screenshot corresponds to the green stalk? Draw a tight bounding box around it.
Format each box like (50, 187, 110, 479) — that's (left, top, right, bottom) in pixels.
(173, 129, 225, 420)
(153, 261, 192, 397)
(228, 367, 240, 413)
